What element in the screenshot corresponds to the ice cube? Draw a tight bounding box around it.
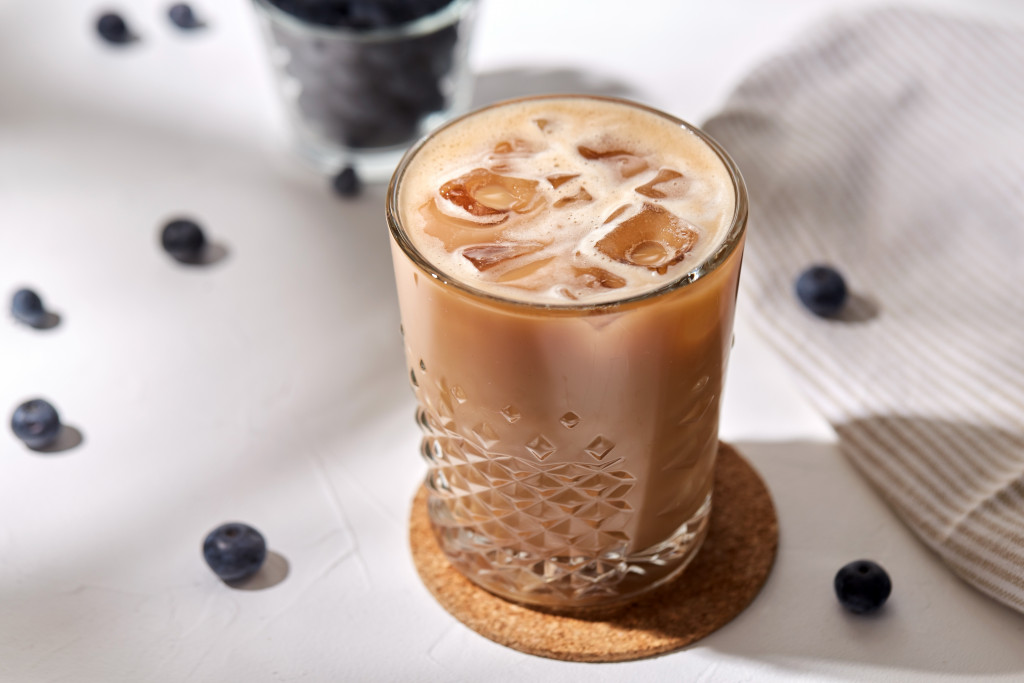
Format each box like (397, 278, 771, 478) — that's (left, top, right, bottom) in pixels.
(635, 168, 689, 199)
(578, 145, 649, 178)
(572, 266, 626, 290)
(461, 241, 546, 271)
(595, 203, 697, 274)
(546, 173, 579, 189)
(495, 256, 556, 284)
(553, 187, 593, 209)
(439, 168, 539, 216)
(550, 266, 627, 301)
(603, 204, 631, 224)
(488, 139, 541, 172)
(492, 139, 534, 156)
(419, 199, 507, 251)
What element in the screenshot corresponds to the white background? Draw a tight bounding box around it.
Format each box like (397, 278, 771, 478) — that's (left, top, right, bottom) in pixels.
(2, 0, 1024, 681)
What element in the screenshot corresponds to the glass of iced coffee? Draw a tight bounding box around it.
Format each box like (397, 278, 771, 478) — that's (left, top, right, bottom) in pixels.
(387, 95, 747, 610)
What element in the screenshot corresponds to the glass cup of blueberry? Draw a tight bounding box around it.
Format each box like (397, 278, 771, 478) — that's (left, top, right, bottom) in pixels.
(252, 0, 479, 181)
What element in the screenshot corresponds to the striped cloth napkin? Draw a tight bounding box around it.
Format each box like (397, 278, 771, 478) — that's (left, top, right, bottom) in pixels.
(703, 7, 1024, 612)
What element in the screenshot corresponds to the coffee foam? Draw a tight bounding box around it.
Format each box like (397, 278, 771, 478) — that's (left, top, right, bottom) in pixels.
(397, 97, 737, 305)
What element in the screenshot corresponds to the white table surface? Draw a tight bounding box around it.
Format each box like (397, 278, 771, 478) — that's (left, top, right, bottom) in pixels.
(3, 1, 1024, 681)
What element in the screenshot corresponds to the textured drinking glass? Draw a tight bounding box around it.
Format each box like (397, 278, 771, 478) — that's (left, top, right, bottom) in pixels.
(387, 96, 748, 610)
(252, 0, 478, 180)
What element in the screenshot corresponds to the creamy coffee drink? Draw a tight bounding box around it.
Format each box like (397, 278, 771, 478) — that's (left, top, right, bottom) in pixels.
(398, 97, 735, 304)
(388, 96, 747, 609)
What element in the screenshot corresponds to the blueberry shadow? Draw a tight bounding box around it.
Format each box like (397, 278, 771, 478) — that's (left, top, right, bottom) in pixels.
(102, 35, 142, 48)
(224, 551, 289, 591)
(18, 311, 61, 330)
(169, 242, 230, 267)
(469, 67, 639, 109)
(834, 292, 879, 323)
(29, 425, 84, 454)
(173, 20, 208, 31)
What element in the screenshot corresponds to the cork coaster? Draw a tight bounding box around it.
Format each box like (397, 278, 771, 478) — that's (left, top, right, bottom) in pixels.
(408, 442, 778, 662)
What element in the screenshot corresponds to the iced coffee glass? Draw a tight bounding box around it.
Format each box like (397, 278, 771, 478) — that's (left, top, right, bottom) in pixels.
(387, 95, 747, 610)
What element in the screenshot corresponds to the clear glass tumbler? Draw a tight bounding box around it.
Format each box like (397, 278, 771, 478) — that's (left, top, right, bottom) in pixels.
(252, 0, 478, 181)
(387, 95, 748, 610)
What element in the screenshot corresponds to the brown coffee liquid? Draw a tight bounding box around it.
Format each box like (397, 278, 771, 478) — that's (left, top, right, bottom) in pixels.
(389, 96, 745, 609)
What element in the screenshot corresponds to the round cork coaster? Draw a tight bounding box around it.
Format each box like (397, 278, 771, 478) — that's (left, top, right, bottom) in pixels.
(408, 442, 778, 662)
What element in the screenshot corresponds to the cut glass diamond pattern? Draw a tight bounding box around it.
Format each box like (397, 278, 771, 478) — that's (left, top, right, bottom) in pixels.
(496, 481, 536, 504)
(525, 434, 556, 461)
(469, 422, 500, 449)
(519, 472, 565, 493)
(500, 405, 521, 423)
(429, 469, 450, 493)
(549, 488, 589, 507)
(584, 435, 616, 461)
(410, 372, 705, 605)
(419, 438, 437, 464)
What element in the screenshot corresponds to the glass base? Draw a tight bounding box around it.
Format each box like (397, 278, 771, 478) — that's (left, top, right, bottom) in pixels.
(291, 109, 458, 184)
(429, 492, 712, 611)
(293, 135, 407, 184)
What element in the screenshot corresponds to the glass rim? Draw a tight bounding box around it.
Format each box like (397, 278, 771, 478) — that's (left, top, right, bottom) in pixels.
(386, 94, 749, 312)
(251, 0, 475, 42)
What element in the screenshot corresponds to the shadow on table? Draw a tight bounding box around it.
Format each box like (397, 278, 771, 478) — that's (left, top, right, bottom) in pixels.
(29, 425, 85, 454)
(226, 551, 290, 591)
(166, 242, 231, 268)
(470, 66, 639, 108)
(20, 311, 62, 330)
(700, 433, 1024, 678)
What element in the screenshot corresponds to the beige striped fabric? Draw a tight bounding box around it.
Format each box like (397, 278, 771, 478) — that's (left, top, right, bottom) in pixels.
(703, 7, 1024, 612)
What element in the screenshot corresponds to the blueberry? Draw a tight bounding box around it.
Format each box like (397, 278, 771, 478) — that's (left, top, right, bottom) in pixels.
(834, 559, 892, 614)
(11, 399, 62, 450)
(267, 0, 454, 28)
(96, 12, 132, 44)
(331, 166, 362, 197)
(168, 3, 201, 29)
(347, 1, 391, 29)
(796, 265, 848, 317)
(161, 218, 207, 261)
(11, 288, 47, 326)
(203, 522, 267, 582)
